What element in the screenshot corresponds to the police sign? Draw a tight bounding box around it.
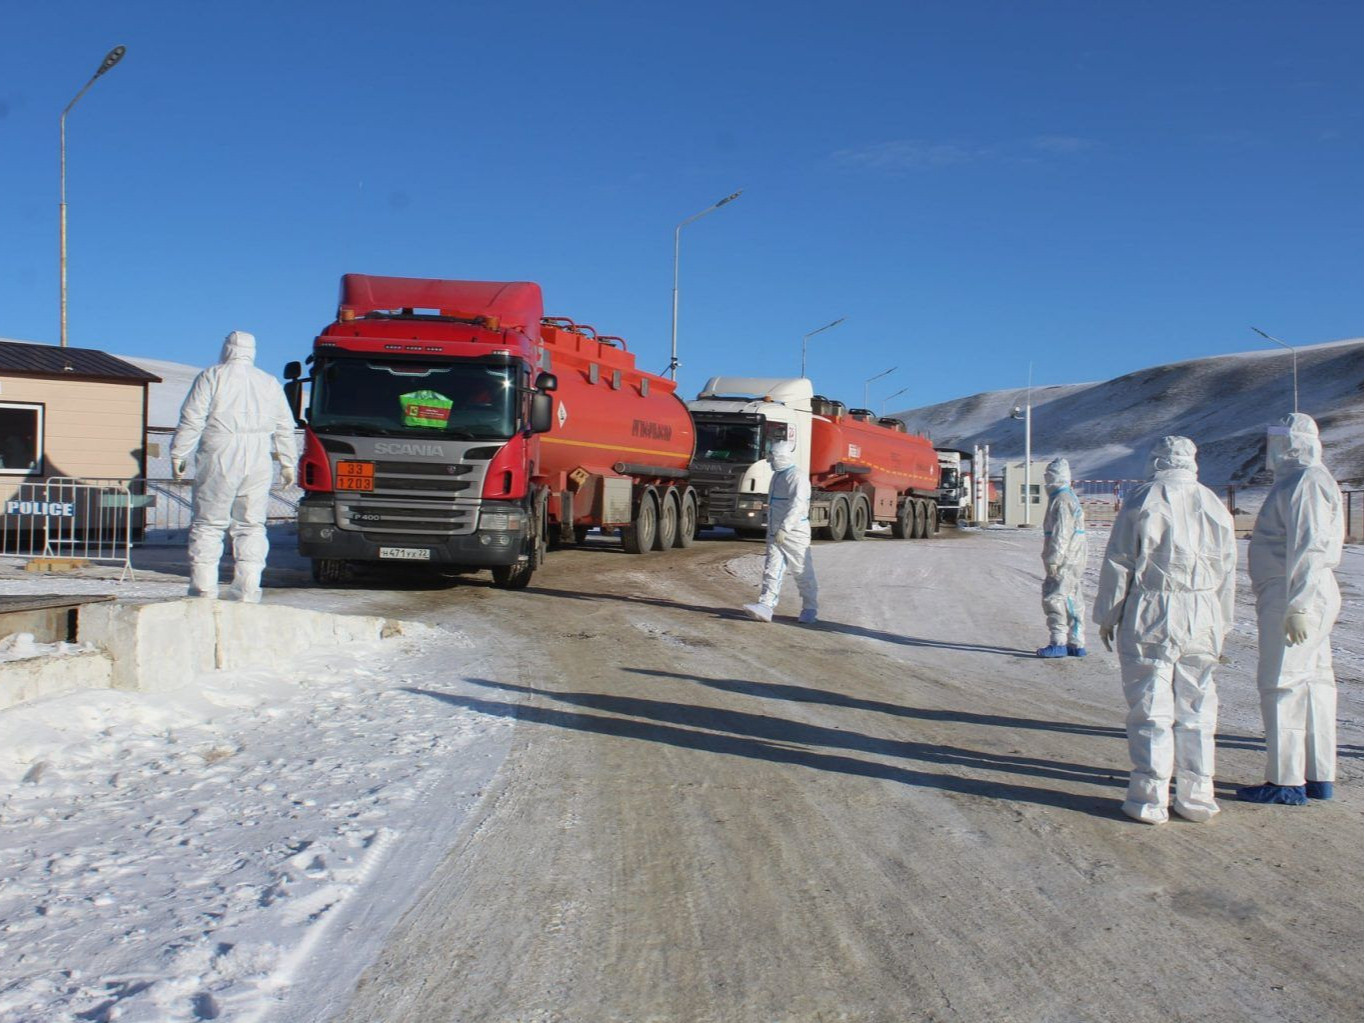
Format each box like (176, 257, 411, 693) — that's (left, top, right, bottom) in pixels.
(5, 500, 75, 517)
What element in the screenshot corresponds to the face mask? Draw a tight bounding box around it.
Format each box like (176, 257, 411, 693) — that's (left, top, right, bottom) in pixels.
(1265, 426, 1291, 472)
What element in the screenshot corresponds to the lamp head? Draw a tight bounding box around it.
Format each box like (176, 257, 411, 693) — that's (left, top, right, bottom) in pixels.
(96, 46, 126, 77)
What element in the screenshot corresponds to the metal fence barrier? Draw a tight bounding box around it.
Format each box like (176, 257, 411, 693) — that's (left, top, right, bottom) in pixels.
(0, 477, 141, 579)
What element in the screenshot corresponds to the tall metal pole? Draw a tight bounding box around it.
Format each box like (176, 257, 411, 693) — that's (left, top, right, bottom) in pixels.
(668, 189, 741, 380)
(1251, 327, 1299, 413)
(863, 366, 896, 410)
(1024, 362, 1033, 526)
(60, 45, 126, 348)
(801, 316, 846, 378)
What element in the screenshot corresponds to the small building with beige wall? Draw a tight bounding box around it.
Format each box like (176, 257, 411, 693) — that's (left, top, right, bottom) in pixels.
(0, 340, 160, 506)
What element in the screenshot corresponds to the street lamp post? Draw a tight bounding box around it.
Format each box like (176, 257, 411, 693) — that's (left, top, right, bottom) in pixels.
(1251, 327, 1299, 413)
(800, 317, 845, 378)
(669, 190, 741, 380)
(1010, 362, 1034, 525)
(863, 367, 896, 410)
(880, 386, 909, 416)
(60, 44, 126, 348)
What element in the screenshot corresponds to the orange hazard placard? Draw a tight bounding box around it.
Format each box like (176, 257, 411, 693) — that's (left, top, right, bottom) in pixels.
(336, 460, 374, 491)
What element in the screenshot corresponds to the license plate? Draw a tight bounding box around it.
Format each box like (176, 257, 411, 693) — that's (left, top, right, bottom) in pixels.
(336, 460, 374, 492)
(379, 547, 432, 561)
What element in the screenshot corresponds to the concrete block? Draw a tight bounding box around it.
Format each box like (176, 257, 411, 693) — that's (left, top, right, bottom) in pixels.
(0, 650, 113, 710)
(78, 598, 218, 693)
(212, 602, 403, 670)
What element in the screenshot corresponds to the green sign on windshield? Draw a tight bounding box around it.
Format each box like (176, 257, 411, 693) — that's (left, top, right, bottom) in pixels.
(399, 389, 454, 429)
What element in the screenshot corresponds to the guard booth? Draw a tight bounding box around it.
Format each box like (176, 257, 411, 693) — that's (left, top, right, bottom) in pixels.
(0, 339, 162, 566)
(1000, 459, 1053, 527)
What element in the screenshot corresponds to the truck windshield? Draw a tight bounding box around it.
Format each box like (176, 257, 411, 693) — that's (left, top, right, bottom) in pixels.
(309, 357, 518, 439)
(695, 421, 762, 463)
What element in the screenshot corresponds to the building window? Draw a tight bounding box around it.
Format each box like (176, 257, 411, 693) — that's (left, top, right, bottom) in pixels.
(0, 403, 43, 475)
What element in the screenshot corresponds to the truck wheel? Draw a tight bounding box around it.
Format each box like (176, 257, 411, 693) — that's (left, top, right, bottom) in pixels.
(825, 495, 850, 542)
(847, 494, 869, 541)
(574, 525, 591, 545)
(653, 488, 679, 551)
(674, 488, 698, 548)
(621, 490, 658, 554)
(911, 499, 927, 538)
(311, 558, 350, 584)
(891, 501, 911, 539)
(491, 561, 534, 589)
(926, 500, 941, 536)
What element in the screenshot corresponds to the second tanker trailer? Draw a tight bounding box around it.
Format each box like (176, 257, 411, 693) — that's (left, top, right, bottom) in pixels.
(688, 377, 941, 540)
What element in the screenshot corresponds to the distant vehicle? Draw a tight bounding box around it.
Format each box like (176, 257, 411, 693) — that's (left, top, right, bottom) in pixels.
(687, 378, 942, 541)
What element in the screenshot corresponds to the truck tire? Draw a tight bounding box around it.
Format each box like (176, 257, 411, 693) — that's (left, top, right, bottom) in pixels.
(892, 500, 914, 539)
(621, 490, 658, 554)
(311, 558, 351, 584)
(574, 525, 591, 545)
(653, 488, 679, 551)
(926, 500, 940, 536)
(911, 499, 927, 539)
(825, 495, 850, 542)
(491, 561, 534, 589)
(674, 488, 698, 548)
(847, 494, 869, 541)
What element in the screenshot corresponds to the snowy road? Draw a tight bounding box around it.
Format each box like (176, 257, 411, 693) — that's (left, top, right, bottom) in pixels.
(323, 529, 1361, 1023)
(0, 526, 1360, 1022)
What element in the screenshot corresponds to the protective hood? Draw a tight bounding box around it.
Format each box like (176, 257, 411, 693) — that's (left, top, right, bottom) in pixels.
(768, 437, 797, 471)
(1147, 435, 1198, 478)
(1267, 412, 1322, 473)
(1044, 457, 1071, 491)
(220, 330, 257, 365)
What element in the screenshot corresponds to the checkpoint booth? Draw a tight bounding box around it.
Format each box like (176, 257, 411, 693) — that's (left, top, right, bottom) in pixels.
(0, 340, 161, 568)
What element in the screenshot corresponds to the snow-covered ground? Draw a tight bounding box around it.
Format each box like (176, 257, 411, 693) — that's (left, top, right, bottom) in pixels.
(0, 572, 521, 1022)
(0, 524, 1359, 1022)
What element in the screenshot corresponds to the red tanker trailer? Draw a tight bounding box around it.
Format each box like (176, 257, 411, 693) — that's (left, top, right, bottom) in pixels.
(806, 396, 942, 540)
(284, 274, 694, 589)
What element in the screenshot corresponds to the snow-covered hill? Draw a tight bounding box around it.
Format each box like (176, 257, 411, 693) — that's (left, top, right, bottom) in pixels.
(893, 340, 1364, 485)
(124, 356, 202, 430)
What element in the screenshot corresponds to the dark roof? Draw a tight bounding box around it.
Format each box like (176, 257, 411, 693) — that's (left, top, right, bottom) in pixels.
(0, 341, 161, 384)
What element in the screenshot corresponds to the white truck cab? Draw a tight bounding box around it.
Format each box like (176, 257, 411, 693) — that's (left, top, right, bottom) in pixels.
(687, 377, 813, 534)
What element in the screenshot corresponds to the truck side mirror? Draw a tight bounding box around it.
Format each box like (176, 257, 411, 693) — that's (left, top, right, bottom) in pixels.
(535, 371, 558, 393)
(284, 361, 302, 380)
(282, 379, 306, 426)
(530, 392, 554, 433)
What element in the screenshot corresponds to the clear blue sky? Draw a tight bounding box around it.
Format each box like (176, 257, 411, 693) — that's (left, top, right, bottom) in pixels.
(2, 1, 1360, 411)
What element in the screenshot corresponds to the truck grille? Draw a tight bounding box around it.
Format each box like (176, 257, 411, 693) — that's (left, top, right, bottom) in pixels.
(338, 498, 478, 536)
(369, 460, 477, 497)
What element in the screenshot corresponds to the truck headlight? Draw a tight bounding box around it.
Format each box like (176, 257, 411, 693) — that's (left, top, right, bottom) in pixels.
(298, 504, 334, 524)
(479, 511, 525, 531)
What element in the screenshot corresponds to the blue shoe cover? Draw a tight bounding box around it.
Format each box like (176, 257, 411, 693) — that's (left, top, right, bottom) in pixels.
(1067, 644, 1087, 657)
(1305, 781, 1334, 800)
(1236, 783, 1308, 805)
(1036, 644, 1068, 658)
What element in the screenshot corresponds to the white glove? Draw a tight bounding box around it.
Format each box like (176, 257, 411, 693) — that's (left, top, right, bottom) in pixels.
(279, 464, 296, 488)
(1284, 611, 1310, 647)
(774, 528, 789, 547)
(1099, 623, 1115, 652)
(172, 458, 187, 480)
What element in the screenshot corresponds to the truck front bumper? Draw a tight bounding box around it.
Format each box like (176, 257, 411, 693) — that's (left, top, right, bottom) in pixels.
(296, 496, 527, 567)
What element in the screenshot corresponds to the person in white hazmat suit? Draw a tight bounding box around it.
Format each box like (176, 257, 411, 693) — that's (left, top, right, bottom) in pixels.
(743, 436, 818, 624)
(1093, 436, 1237, 825)
(170, 331, 298, 602)
(1237, 412, 1345, 805)
(1037, 457, 1088, 658)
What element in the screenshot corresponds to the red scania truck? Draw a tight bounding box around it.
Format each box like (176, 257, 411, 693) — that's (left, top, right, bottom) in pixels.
(285, 274, 695, 589)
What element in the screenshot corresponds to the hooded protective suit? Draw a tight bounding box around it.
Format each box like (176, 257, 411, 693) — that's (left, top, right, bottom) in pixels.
(1093, 436, 1237, 824)
(743, 437, 818, 623)
(1244, 412, 1344, 792)
(170, 332, 298, 602)
(1039, 457, 1087, 654)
